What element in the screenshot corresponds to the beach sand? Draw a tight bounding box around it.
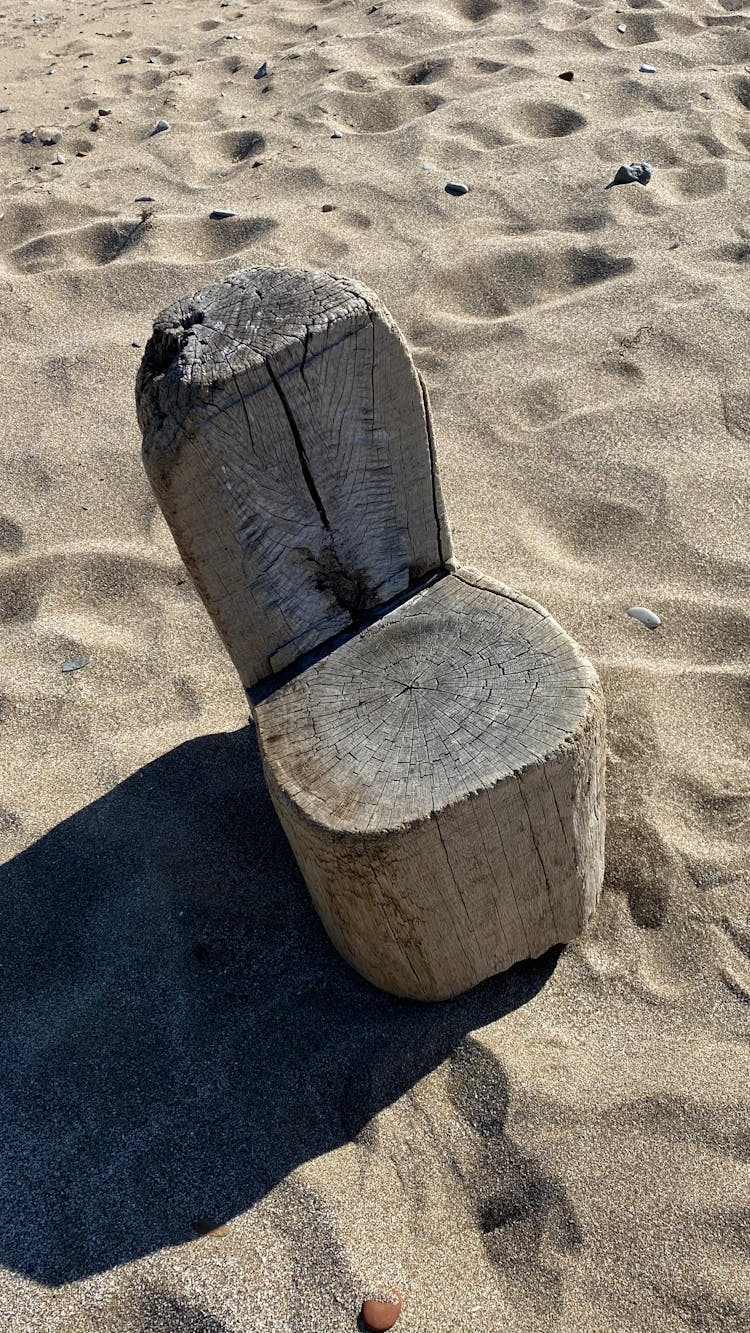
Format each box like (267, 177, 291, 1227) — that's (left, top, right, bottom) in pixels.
(1, 0, 749, 1328)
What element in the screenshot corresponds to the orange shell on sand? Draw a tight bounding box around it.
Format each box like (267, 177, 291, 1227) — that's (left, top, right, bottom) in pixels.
(361, 1290, 402, 1331)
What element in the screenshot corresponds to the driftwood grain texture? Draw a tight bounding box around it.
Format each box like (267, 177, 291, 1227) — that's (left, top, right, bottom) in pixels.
(136, 267, 452, 688)
(136, 265, 606, 1001)
(257, 567, 605, 999)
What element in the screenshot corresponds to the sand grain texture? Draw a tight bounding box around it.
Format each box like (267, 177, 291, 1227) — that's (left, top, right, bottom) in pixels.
(1, 0, 749, 1329)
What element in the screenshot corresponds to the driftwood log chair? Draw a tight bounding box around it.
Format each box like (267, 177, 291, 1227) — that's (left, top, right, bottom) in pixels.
(136, 267, 605, 1002)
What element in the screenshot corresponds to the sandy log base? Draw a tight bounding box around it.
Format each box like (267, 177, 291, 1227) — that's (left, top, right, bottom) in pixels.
(256, 565, 605, 1001)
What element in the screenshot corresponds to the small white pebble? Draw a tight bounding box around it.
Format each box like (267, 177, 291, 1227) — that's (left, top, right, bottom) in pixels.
(640, 63, 656, 74)
(331, 129, 343, 138)
(627, 606, 662, 629)
(52, 153, 65, 164)
(617, 22, 626, 32)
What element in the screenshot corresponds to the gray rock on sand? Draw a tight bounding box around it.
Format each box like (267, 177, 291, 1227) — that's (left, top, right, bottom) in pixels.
(209, 209, 235, 219)
(445, 181, 469, 196)
(150, 118, 170, 135)
(605, 161, 652, 189)
(52, 154, 65, 164)
(19, 130, 36, 143)
(0, 106, 11, 113)
(627, 606, 661, 629)
(640, 63, 656, 73)
(331, 129, 343, 138)
(254, 61, 268, 79)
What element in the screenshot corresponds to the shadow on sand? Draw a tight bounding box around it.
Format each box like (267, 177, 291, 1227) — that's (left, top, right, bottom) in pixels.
(0, 723, 559, 1286)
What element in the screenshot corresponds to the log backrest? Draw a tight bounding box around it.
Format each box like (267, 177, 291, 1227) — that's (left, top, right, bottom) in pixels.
(136, 267, 453, 691)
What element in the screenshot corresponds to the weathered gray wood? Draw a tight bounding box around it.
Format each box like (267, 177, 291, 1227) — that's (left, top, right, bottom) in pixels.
(256, 566, 605, 1000)
(136, 264, 606, 1001)
(136, 266, 452, 689)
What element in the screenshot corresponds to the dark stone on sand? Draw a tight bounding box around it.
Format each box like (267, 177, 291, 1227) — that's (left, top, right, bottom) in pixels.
(445, 181, 469, 196)
(559, 70, 574, 81)
(210, 209, 236, 219)
(605, 161, 652, 190)
(254, 61, 268, 79)
(19, 130, 36, 143)
(321, 203, 336, 212)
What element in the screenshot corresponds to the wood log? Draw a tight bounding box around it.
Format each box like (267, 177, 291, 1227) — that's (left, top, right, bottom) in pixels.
(255, 566, 605, 1000)
(136, 266, 452, 689)
(136, 265, 606, 1001)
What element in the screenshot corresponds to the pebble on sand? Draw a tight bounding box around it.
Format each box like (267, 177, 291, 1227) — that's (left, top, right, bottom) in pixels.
(254, 61, 268, 79)
(617, 22, 626, 32)
(640, 63, 656, 73)
(135, 194, 155, 201)
(150, 118, 170, 135)
(627, 606, 662, 629)
(558, 70, 574, 81)
(62, 656, 90, 672)
(604, 161, 652, 189)
(52, 154, 65, 164)
(361, 1291, 403, 1331)
(321, 203, 336, 212)
(20, 130, 36, 143)
(331, 129, 343, 138)
(209, 209, 235, 219)
(445, 181, 469, 196)
(118, 55, 131, 63)
(0, 106, 11, 113)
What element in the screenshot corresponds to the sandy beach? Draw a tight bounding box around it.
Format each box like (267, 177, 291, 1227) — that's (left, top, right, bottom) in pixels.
(1, 0, 749, 1328)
